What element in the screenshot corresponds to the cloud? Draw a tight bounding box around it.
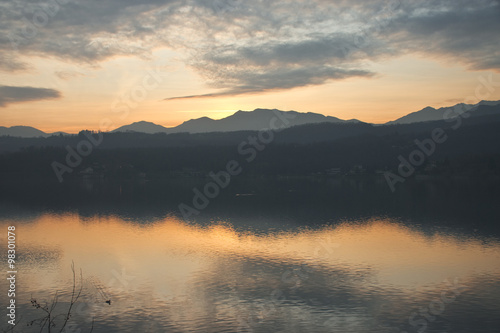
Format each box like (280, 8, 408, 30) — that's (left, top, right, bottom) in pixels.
(381, 0, 500, 71)
(0, 0, 183, 68)
(166, 30, 383, 98)
(0, 53, 30, 72)
(0, 86, 61, 107)
(54, 70, 85, 80)
(443, 98, 465, 104)
(0, 0, 499, 99)
(166, 66, 374, 100)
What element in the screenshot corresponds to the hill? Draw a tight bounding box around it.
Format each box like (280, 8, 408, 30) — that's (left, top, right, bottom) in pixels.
(386, 100, 500, 125)
(0, 126, 48, 138)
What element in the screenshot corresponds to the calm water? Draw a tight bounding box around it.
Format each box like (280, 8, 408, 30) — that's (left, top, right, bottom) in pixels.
(1, 211, 499, 333)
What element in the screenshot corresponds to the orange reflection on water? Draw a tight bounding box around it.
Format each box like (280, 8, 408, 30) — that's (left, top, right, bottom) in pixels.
(2, 213, 500, 332)
(9, 213, 500, 292)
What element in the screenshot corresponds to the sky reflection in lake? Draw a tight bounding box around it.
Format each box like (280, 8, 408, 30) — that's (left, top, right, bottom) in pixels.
(1, 213, 499, 332)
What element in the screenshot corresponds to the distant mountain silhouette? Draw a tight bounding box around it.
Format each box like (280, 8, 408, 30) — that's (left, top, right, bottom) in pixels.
(111, 121, 170, 134)
(0, 126, 69, 138)
(386, 100, 500, 125)
(0, 126, 48, 138)
(173, 116, 217, 133)
(469, 103, 500, 118)
(3, 101, 500, 138)
(172, 108, 361, 133)
(113, 108, 360, 134)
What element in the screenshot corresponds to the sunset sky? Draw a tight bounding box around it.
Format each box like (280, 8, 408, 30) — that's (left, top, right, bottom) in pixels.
(1, 0, 499, 133)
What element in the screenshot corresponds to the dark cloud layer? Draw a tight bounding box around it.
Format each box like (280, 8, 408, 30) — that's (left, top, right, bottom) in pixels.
(0, 85, 61, 107)
(167, 66, 374, 100)
(382, 0, 500, 71)
(0, 0, 498, 99)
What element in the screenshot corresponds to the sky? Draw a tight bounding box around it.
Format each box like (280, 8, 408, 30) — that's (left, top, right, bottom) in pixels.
(1, 0, 500, 133)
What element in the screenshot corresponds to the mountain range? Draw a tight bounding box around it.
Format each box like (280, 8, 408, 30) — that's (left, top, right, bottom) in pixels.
(0, 126, 68, 138)
(2, 100, 500, 138)
(385, 100, 500, 125)
(112, 108, 360, 135)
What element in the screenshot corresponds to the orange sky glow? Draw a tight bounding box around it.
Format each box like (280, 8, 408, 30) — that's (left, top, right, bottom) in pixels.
(1, 1, 499, 133)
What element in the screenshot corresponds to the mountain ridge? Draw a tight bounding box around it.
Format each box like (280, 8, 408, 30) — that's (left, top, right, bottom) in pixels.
(110, 108, 361, 135)
(386, 100, 500, 125)
(0, 126, 67, 138)
(2, 100, 500, 138)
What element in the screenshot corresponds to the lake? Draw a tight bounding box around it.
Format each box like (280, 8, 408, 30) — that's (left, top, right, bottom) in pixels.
(1, 206, 499, 333)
